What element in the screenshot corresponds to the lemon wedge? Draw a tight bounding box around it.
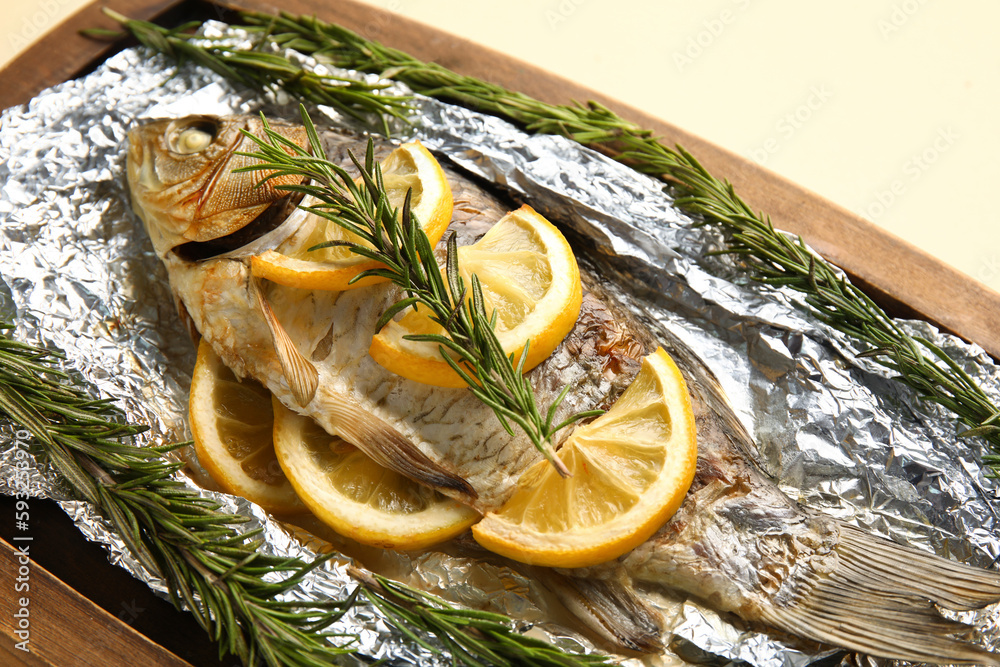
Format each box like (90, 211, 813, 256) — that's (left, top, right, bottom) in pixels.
(188, 339, 303, 514)
(271, 399, 480, 550)
(369, 205, 582, 388)
(251, 141, 453, 291)
(471, 348, 697, 568)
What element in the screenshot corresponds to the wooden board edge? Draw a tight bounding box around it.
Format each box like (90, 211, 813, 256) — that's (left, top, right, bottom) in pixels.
(0, 538, 194, 667)
(219, 0, 1000, 360)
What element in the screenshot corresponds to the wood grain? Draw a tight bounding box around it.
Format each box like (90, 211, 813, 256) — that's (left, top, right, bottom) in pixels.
(0, 496, 230, 666)
(0, 538, 193, 667)
(216, 0, 1000, 360)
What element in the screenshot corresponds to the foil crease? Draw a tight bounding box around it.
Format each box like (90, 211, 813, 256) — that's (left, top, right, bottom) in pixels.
(1, 22, 998, 666)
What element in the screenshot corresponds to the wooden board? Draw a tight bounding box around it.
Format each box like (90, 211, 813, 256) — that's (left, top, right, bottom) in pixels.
(1, 0, 999, 662)
(0, 0, 188, 111)
(0, 537, 194, 667)
(0, 496, 230, 666)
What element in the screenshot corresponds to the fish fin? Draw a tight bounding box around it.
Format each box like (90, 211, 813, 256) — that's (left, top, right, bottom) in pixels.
(759, 523, 1000, 665)
(249, 276, 318, 406)
(541, 571, 664, 653)
(319, 391, 478, 500)
(173, 294, 201, 345)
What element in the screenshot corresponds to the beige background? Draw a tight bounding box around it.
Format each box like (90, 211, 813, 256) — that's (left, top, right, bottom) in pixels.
(2, 0, 997, 295)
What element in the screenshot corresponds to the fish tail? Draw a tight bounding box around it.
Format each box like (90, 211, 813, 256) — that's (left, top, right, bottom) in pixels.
(758, 523, 1000, 665)
(658, 325, 1000, 662)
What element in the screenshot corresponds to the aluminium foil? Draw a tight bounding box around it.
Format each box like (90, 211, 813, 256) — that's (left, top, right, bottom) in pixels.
(1, 21, 998, 666)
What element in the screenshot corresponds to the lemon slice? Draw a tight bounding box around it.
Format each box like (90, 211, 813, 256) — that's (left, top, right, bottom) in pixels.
(251, 141, 453, 291)
(369, 205, 582, 388)
(189, 339, 303, 514)
(471, 348, 697, 568)
(271, 399, 480, 550)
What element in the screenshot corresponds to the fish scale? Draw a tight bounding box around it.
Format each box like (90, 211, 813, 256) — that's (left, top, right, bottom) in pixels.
(127, 115, 1000, 664)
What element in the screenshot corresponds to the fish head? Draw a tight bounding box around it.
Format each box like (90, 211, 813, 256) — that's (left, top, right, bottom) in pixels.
(126, 115, 309, 258)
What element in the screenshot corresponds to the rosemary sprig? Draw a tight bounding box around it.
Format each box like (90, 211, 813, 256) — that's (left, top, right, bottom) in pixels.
(0, 321, 356, 666)
(86, 9, 412, 135)
(236, 106, 599, 475)
(0, 320, 607, 666)
(631, 146, 1000, 462)
(101, 9, 1000, 465)
(351, 568, 608, 667)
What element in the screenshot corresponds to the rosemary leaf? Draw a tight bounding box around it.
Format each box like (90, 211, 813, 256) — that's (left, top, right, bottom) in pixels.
(353, 569, 611, 667)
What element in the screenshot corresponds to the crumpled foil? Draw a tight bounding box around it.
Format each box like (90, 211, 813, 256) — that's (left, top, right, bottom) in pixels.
(1, 21, 999, 666)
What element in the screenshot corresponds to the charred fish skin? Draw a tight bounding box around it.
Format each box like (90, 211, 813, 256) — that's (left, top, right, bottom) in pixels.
(127, 115, 1000, 664)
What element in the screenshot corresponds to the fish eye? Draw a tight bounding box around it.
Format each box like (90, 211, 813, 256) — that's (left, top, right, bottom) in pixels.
(167, 118, 219, 155)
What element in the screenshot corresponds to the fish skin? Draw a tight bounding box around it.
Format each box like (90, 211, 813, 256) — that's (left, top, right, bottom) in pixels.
(160, 217, 630, 511)
(128, 116, 1000, 664)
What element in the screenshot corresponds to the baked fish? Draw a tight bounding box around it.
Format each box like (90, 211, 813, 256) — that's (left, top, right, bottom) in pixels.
(126, 114, 1000, 664)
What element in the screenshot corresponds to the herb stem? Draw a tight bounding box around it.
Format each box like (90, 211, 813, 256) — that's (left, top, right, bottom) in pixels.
(237, 105, 593, 474)
(90, 8, 412, 135)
